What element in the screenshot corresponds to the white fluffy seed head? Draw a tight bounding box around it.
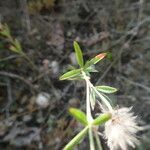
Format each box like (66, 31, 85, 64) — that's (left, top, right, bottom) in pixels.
(104, 107, 141, 150)
(36, 92, 50, 108)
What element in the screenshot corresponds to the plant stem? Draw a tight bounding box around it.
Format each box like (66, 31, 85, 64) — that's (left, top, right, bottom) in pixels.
(82, 71, 112, 150)
(86, 80, 93, 122)
(82, 71, 95, 150)
(82, 71, 93, 122)
(63, 126, 89, 150)
(94, 131, 103, 150)
(89, 127, 95, 150)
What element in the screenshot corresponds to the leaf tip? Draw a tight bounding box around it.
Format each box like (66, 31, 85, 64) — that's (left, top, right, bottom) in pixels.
(95, 53, 107, 59)
(73, 41, 78, 45)
(59, 75, 65, 81)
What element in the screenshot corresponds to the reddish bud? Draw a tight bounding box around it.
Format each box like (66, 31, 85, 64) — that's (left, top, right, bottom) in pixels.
(95, 53, 107, 59)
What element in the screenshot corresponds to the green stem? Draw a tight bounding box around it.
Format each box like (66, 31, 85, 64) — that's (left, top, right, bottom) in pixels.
(82, 71, 95, 150)
(63, 126, 89, 150)
(94, 131, 103, 150)
(82, 71, 93, 123)
(89, 127, 95, 150)
(86, 80, 93, 122)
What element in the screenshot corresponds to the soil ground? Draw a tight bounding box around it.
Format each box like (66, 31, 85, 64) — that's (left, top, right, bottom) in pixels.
(0, 0, 150, 149)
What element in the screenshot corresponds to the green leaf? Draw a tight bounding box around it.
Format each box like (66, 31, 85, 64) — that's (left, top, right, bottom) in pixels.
(0, 24, 10, 37)
(92, 113, 111, 125)
(9, 45, 19, 53)
(14, 39, 22, 52)
(63, 126, 88, 150)
(66, 75, 83, 80)
(106, 52, 113, 61)
(73, 41, 84, 67)
(9, 39, 23, 54)
(69, 108, 87, 125)
(96, 86, 118, 93)
(59, 69, 81, 80)
(85, 53, 107, 68)
(90, 57, 102, 65)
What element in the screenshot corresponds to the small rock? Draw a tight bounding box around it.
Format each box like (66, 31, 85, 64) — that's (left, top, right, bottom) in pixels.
(50, 60, 59, 76)
(43, 59, 50, 71)
(36, 92, 50, 108)
(68, 98, 80, 108)
(23, 115, 32, 122)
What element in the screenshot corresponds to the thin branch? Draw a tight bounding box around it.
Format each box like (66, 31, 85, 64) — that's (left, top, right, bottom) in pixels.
(0, 71, 36, 93)
(5, 78, 13, 117)
(120, 76, 150, 93)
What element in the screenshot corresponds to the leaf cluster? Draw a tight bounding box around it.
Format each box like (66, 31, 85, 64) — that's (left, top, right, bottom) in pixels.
(59, 41, 107, 81)
(0, 23, 23, 54)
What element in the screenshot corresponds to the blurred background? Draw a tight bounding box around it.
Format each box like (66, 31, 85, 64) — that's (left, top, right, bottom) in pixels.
(0, 0, 150, 149)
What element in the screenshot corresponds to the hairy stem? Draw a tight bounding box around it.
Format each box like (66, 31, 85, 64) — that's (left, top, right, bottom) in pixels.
(82, 71, 93, 122)
(89, 127, 95, 150)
